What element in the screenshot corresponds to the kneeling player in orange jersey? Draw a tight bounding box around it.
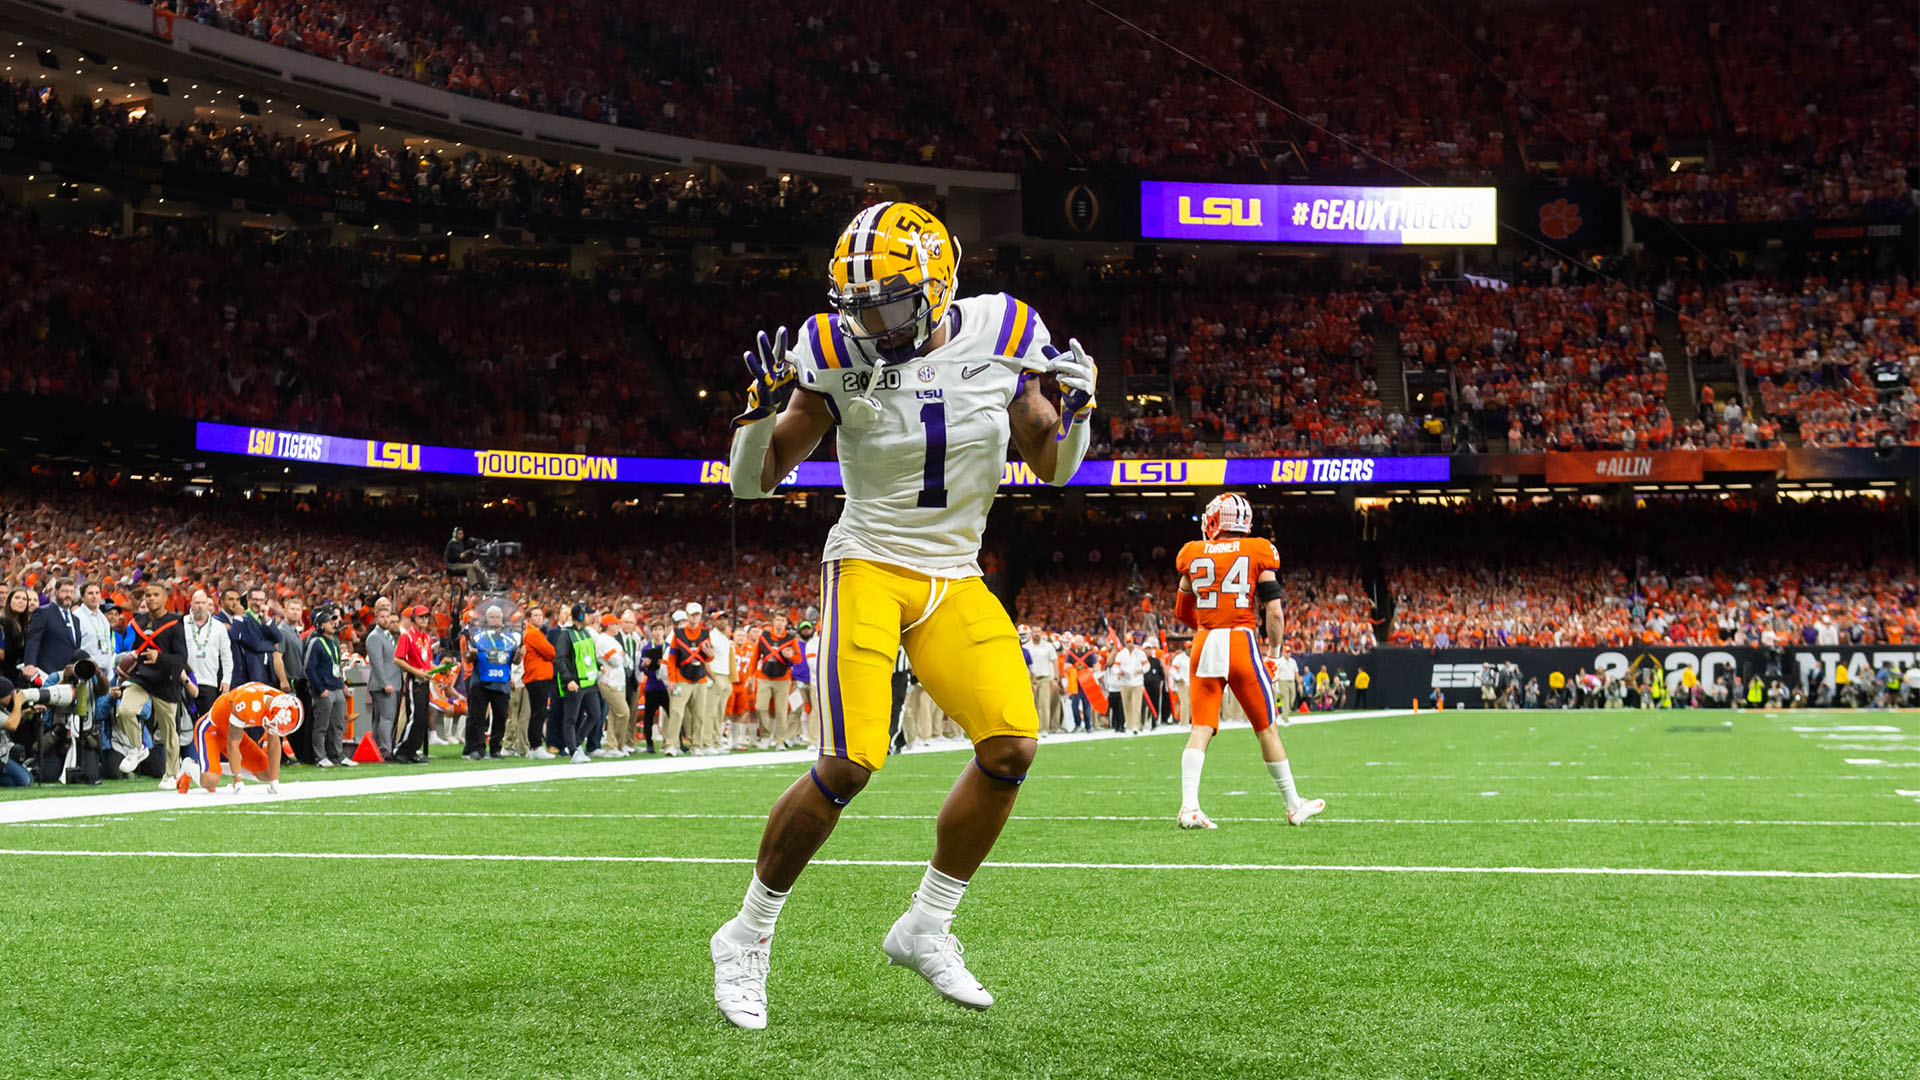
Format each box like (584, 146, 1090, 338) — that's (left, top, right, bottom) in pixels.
(183, 682, 304, 794)
(1172, 493, 1324, 829)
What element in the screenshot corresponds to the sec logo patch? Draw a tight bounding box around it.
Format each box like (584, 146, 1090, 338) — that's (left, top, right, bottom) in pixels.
(918, 365, 936, 383)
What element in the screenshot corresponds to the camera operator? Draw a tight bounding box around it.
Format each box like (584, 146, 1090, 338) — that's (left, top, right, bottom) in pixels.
(116, 584, 187, 787)
(24, 655, 109, 785)
(445, 527, 484, 589)
(0, 676, 27, 787)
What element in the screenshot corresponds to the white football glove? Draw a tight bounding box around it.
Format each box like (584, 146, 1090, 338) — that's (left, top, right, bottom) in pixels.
(1041, 338, 1097, 424)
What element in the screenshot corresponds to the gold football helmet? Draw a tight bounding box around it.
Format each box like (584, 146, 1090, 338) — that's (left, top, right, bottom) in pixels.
(827, 202, 961, 365)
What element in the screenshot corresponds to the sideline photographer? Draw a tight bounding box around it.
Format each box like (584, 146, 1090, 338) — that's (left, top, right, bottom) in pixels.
(15, 654, 111, 785)
(0, 676, 27, 786)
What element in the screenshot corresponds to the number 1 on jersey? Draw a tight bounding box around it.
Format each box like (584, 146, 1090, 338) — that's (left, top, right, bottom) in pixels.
(918, 402, 948, 508)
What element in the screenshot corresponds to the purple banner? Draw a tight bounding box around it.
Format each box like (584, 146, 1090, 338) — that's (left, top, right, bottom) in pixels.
(1140, 181, 1497, 245)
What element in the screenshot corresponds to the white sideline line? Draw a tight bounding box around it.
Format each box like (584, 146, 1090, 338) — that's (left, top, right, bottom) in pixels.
(0, 847, 1911, 880)
(0, 709, 1404, 826)
(212, 810, 1920, 828)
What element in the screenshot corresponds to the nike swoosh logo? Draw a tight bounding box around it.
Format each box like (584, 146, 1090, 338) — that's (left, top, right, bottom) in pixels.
(962, 364, 991, 380)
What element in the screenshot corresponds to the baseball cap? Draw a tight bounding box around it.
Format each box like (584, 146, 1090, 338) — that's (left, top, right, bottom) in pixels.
(0, 675, 13, 701)
(406, 605, 431, 618)
(601, 614, 619, 627)
(671, 609, 688, 624)
(571, 603, 589, 624)
(685, 602, 703, 617)
(797, 620, 814, 632)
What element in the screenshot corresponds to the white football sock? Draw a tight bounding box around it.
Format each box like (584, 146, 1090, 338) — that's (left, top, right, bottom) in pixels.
(735, 874, 789, 937)
(1268, 759, 1301, 810)
(1180, 747, 1206, 810)
(906, 865, 969, 931)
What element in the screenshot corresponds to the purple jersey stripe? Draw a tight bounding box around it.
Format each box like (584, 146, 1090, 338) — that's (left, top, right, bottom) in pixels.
(992, 294, 1018, 355)
(826, 561, 848, 757)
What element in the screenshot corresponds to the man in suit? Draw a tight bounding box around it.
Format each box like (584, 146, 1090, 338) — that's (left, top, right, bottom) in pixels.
(364, 606, 401, 759)
(22, 577, 81, 684)
(229, 588, 287, 690)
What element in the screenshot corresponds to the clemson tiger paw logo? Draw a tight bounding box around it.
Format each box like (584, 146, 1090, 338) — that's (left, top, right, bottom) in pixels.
(1539, 199, 1583, 240)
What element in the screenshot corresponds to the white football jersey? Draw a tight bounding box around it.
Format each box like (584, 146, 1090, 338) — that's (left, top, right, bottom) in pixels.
(793, 293, 1052, 578)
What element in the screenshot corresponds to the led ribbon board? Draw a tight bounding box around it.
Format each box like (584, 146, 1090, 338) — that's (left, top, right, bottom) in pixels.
(1140, 181, 1498, 245)
(196, 422, 1449, 488)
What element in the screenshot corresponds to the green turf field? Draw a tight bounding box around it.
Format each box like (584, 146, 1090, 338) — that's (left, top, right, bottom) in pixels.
(4, 708, 1917, 1079)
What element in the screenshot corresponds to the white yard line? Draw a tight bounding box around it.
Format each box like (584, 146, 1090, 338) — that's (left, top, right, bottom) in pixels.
(0, 847, 1910, 881)
(0, 709, 1406, 826)
(207, 809, 1920, 828)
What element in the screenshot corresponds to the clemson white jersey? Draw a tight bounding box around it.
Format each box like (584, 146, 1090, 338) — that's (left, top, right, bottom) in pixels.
(794, 293, 1051, 577)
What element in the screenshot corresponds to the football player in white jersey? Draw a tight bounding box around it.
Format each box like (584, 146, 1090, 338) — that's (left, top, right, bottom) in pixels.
(711, 202, 1096, 1028)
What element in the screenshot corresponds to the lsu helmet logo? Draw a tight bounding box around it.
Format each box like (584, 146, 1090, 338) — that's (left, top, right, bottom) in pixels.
(916, 231, 945, 260)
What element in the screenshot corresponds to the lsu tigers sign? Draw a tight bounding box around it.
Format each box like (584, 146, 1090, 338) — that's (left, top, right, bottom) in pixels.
(1142, 181, 1497, 245)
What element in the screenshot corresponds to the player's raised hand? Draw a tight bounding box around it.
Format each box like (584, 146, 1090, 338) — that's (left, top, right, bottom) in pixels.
(735, 327, 797, 427)
(1042, 339, 1097, 423)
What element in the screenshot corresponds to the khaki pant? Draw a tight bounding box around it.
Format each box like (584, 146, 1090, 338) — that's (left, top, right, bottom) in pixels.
(692, 679, 725, 750)
(116, 683, 180, 779)
(663, 680, 702, 752)
(904, 683, 936, 744)
(1277, 681, 1296, 719)
(1118, 685, 1144, 732)
(797, 683, 815, 746)
(1032, 676, 1061, 732)
(1175, 683, 1192, 725)
(505, 685, 530, 754)
(598, 680, 633, 751)
(755, 678, 791, 744)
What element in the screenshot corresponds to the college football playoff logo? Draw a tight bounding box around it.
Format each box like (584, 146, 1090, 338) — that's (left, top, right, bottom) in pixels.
(1065, 185, 1101, 234)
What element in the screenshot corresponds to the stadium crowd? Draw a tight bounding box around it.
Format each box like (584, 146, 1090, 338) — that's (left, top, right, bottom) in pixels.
(0, 76, 883, 234)
(10, 183, 1920, 454)
(1678, 277, 1920, 448)
(1, 479, 1915, 788)
(136, 0, 1917, 220)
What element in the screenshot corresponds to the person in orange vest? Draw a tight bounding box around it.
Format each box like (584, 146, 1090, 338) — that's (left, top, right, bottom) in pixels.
(664, 607, 714, 757)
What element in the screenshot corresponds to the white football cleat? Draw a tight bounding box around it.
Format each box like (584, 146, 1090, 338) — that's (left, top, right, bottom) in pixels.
(882, 912, 994, 1010)
(1286, 798, 1326, 826)
(1177, 807, 1218, 830)
(711, 923, 772, 1030)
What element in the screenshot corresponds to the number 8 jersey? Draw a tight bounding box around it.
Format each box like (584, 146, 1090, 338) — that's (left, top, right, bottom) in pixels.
(1175, 536, 1281, 630)
(793, 293, 1051, 578)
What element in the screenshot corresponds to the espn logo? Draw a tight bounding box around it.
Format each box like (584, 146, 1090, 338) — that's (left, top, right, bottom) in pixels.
(1430, 663, 1483, 688)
